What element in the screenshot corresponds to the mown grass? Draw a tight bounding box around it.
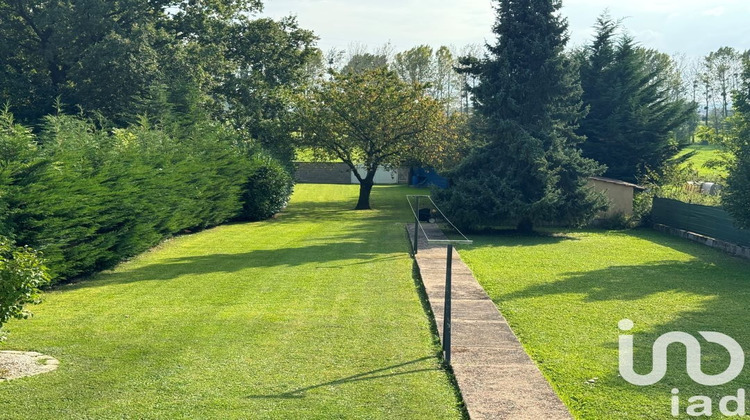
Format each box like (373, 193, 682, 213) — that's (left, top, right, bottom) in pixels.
(674, 143, 728, 180)
(0, 185, 463, 419)
(458, 229, 750, 419)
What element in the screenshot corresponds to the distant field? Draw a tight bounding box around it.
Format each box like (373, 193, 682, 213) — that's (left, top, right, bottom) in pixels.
(673, 143, 728, 180)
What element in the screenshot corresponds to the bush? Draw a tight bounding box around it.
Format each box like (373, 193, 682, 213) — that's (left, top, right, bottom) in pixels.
(3, 113, 294, 283)
(642, 163, 723, 207)
(0, 237, 49, 340)
(592, 212, 634, 230)
(238, 157, 294, 221)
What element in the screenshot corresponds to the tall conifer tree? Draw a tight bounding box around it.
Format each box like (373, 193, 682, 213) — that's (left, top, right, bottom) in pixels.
(577, 15, 692, 182)
(435, 0, 605, 231)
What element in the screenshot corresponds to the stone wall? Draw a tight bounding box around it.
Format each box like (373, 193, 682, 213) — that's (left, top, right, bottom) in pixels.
(295, 162, 410, 185)
(294, 162, 352, 184)
(653, 223, 750, 260)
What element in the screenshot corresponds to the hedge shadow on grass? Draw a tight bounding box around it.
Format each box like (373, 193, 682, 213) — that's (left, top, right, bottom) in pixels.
(60, 207, 410, 292)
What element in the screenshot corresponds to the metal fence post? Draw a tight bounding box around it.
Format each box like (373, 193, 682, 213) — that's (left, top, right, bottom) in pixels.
(413, 196, 420, 255)
(443, 244, 453, 364)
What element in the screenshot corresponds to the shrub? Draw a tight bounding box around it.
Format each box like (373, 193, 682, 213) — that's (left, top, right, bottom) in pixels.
(4, 113, 294, 283)
(238, 156, 294, 221)
(592, 212, 634, 230)
(0, 237, 49, 340)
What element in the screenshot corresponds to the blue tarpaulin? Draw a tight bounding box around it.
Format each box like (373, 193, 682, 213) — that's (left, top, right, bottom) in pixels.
(411, 167, 448, 189)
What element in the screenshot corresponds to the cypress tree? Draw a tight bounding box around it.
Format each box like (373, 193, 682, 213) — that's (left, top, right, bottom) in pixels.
(435, 0, 605, 231)
(578, 15, 693, 182)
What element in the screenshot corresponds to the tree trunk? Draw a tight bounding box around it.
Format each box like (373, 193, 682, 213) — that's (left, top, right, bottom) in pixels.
(355, 177, 375, 210)
(516, 217, 534, 233)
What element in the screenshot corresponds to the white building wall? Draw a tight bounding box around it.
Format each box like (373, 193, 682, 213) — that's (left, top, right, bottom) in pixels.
(351, 165, 399, 184)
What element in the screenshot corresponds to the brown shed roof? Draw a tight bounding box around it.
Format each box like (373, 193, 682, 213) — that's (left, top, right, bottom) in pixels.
(589, 176, 646, 191)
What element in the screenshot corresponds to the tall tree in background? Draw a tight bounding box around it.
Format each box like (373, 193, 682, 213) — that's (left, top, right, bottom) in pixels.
(0, 0, 179, 123)
(703, 47, 742, 132)
(432, 46, 459, 112)
(0, 0, 317, 162)
(723, 51, 750, 228)
(393, 45, 466, 113)
(341, 53, 388, 74)
(435, 0, 605, 232)
(577, 15, 692, 182)
(455, 44, 483, 114)
(217, 16, 318, 162)
(393, 45, 435, 85)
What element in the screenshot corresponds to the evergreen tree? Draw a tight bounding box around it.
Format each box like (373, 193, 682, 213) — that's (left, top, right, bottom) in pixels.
(435, 0, 605, 232)
(577, 15, 693, 182)
(723, 52, 750, 228)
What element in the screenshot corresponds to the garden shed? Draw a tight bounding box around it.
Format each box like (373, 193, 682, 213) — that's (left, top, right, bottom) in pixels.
(588, 177, 645, 218)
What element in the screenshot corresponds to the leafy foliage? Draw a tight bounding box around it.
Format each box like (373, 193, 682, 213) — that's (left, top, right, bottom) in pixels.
(0, 237, 49, 339)
(298, 68, 448, 209)
(341, 53, 388, 75)
(0, 0, 317, 164)
(641, 164, 722, 208)
(239, 156, 294, 221)
(435, 0, 606, 231)
(393, 46, 435, 84)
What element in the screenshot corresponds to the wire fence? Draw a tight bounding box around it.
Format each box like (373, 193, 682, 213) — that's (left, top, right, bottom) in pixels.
(406, 195, 472, 247)
(405, 194, 471, 365)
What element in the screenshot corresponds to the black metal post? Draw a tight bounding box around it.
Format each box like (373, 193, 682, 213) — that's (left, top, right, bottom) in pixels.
(413, 196, 420, 255)
(443, 244, 453, 364)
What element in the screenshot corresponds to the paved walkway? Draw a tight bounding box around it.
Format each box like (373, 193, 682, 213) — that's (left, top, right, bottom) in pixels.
(407, 224, 571, 420)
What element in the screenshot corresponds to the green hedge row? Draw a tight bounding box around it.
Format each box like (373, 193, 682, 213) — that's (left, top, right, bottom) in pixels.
(0, 112, 293, 283)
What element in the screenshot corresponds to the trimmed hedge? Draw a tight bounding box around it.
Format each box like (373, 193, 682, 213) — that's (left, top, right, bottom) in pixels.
(239, 156, 294, 221)
(0, 112, 293, 283)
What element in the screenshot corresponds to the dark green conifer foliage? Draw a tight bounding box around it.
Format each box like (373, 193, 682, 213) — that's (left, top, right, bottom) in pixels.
(436, 0, 605, 231)
(1, 111, 292, 282)
(724, 52, 750, 228)
(577, 15, 693, 182)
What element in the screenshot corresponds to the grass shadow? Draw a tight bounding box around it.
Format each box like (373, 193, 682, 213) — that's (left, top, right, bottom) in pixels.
(474, 227, 750, 416)
(246, 357, 437, 399)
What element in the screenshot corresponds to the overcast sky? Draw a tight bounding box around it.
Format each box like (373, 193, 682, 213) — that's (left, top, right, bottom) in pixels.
(260, 0, 750, 58)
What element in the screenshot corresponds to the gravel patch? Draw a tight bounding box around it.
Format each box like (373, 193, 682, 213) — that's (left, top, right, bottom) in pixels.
(0, 351, 59, 382)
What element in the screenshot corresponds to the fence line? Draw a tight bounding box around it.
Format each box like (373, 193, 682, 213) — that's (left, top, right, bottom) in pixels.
(652, 198, 750, 247)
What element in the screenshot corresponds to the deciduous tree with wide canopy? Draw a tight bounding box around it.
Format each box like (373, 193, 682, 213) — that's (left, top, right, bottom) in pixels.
(298, 68, 447, 210)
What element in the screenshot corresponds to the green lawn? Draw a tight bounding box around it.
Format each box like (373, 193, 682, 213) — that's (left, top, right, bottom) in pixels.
(458, 229, 750, 419)
(674, 143, 728, 180)
(0, 185, 463, 419)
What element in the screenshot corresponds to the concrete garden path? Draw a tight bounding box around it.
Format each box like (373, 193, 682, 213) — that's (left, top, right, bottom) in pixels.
(407, 223, 571, 420)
